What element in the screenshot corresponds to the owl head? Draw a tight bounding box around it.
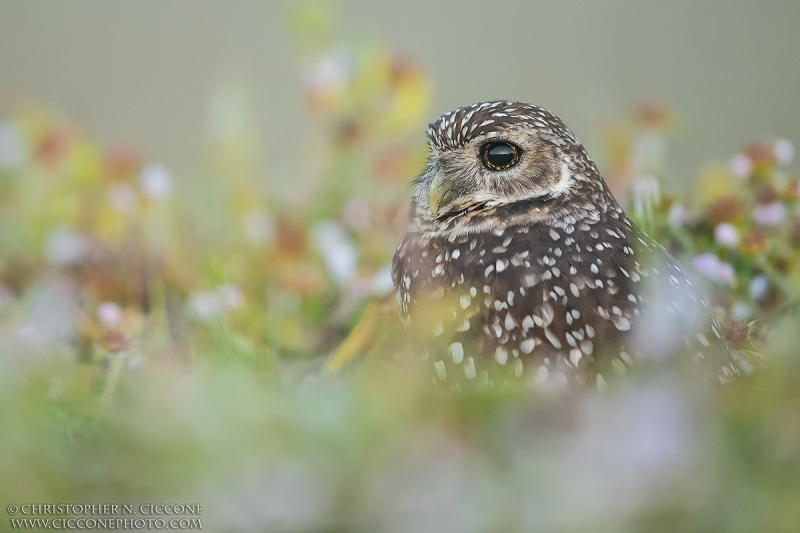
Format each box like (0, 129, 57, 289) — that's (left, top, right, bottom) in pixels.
(411, 101, 610, 227)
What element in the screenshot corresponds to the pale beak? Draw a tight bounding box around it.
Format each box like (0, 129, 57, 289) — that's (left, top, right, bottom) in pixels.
(428, 170, 446, 216)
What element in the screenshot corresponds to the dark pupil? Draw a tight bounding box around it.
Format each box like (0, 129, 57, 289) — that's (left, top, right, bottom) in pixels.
(486, 143, 516, 168)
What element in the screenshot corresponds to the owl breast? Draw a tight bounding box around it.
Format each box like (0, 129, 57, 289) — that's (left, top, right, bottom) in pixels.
(392, 207, 736, 388)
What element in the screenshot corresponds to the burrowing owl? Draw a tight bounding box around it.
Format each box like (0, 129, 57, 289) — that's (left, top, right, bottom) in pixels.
(392, 101, 739, 389)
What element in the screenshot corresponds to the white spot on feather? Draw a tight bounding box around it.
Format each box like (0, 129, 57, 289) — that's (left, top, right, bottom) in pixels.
(433, 360, 446, 381)
(464, 357, 477, 379)
(449, 342, 464, 364)
(495, 346, 508, 365)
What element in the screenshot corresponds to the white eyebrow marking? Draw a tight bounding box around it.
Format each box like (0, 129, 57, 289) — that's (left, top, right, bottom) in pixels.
(549, 160, 573, 197)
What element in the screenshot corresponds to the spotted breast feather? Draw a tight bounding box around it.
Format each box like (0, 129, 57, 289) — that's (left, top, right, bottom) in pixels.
(394, 203, 737, 389)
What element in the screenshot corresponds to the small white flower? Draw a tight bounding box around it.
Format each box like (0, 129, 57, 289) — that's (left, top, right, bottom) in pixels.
(667, 203, 686, 227)
(312, 220, 358, 285)
(108, 183, 138, 212)
(631, 131, 667, 177)
(139, 163, 173, 199)
(45, 227, 93, 266)
(185, 291, 223, 321)
(631, 174, 661, 222)
(243, 208, 275, 245)
(748, 275, 769, 302)
(714, 222, 740, 248)
(0, 121, 26, 170)
(303, 48, 355, 93)
(752, 202, 786, 227)
(730, 301, 752, 321)
(372, 264, 395, 296)
(774, 138, 795, 166)
(692, 253, 720, 278)
(97, 301, 123, 327)
(186, 285, 243, 321)
(730, 153, 752, 180)
(216, 284, 244, 310)
(0, 284, 15, 310)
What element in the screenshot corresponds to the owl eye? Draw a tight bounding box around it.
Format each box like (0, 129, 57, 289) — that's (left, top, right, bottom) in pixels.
(481, 142, 520, 171)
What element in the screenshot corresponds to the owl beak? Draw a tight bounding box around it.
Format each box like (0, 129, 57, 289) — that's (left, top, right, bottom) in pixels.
(428, 171, 446, 216)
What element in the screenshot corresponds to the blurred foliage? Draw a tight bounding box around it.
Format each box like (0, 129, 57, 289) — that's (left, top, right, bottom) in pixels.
(2, 3, 800, 532)
(615, 102, 799, 367)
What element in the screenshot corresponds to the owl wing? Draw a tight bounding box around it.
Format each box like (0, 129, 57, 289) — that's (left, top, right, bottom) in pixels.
(625, 226, 741, 383)
(393, 224, 740, 389)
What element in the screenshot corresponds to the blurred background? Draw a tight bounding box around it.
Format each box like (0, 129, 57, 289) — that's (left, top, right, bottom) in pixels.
(3, 1, 800, 182)
(2, 2, 800, 532)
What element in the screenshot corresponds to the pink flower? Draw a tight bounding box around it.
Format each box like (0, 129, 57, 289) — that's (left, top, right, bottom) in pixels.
(774, 138, 795, 166)
(692, 253, 719, 277)
(97, 302, 122, 327)
(714, 222, 739, 248)
(730, 153, 752, 180)
(692, 253, 736, 286)
(716, 262, 736, 286)
(752, 202, 786, 227)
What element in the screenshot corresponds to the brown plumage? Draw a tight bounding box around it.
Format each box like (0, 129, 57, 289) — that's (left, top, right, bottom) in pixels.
(392, 101, 740, 389)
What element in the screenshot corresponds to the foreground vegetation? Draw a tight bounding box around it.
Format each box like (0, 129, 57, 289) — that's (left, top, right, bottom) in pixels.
(1, 5, 800, 531)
